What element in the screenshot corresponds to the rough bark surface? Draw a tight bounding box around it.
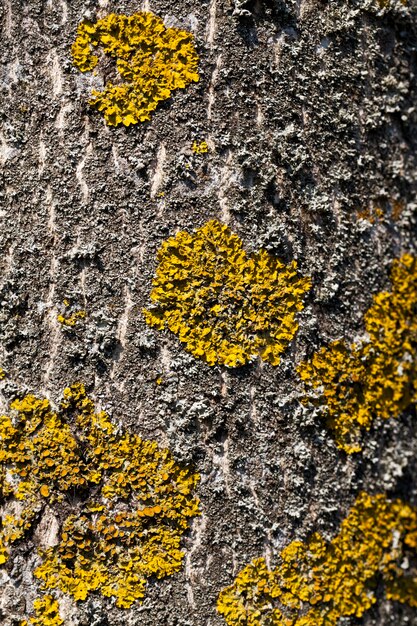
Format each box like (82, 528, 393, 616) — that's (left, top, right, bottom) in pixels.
(1, 0, 417, 624)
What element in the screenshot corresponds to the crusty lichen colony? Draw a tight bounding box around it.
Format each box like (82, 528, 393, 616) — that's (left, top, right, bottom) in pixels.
(0, 384, 200, 615)
(298, 254, 417, 453)
(217, 492, 417, 626)
(143, 220, 311, 367)
(71, 12, 199, 126)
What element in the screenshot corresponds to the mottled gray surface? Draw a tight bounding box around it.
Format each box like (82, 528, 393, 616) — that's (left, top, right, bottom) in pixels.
(1, 0, 417, 624)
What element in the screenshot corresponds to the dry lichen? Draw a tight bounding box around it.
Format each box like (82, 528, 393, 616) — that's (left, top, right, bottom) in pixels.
(298, 254, 417, 453)
(218, 492, 417, 626)
(143, 220, 311, 367)
(0, 384, 200, 611)
(72, 12, 199, 126)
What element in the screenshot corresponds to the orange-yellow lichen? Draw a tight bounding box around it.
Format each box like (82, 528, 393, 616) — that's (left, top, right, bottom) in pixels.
(357, 199, 406, 223)
(356, 205, 384, 223)
(72, 12, 199, 127)
(298, 254, 417, 453)
(217, 492, 417, 626)
(143, 220, 311, 367)
(0, 384, 200, 611)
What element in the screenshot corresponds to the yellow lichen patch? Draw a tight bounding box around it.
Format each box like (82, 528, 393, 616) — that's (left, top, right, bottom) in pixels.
(217, 492, 417, 626)
(143, 220, 311, 367)
(29, 596, 63, 626)
(298, 254, 417, 453)
(0, 368, 6, 379)
(71, 12, 199, 127)
(192, 140, 208, 154)
(57, 309, 86, 327)
(0, 384, 200, 611)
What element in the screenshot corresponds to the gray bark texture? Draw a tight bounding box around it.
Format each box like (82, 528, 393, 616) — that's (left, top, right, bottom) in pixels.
(1, 0, 417, 625)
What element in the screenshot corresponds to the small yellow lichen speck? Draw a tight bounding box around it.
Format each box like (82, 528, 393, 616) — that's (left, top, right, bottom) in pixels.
(0, 384, 200, 612)
(192, 140, 208, 154)
(357, 204, 384, 223)
(71, 12, 199, 127)
(218, 492, 417, 626)
(298, 254, 417, 453)
(143, 220, 311, 367)
(57, 309, 86, 327)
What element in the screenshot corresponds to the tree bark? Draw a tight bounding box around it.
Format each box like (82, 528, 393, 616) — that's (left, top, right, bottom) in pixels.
(1, 0, 417, 625)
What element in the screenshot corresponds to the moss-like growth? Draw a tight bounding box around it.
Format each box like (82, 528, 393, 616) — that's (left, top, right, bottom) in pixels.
(0, 384, 200, 612)
(143, 220, 311, 367)
(72, 12, 199, 127)
(218, 492, 417, 626)
(298, 254, 417, 453)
